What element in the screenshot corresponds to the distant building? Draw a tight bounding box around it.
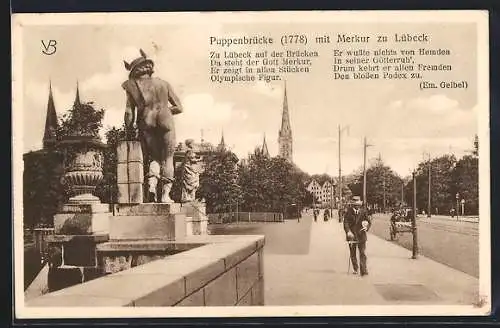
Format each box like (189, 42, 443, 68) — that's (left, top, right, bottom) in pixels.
(307, 178, 336, 208)
(306, 180, 321, 204)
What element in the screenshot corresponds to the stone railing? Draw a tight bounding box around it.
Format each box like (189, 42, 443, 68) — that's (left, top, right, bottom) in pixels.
(208, 212, 284, 224)
(26, 234, 265, 307)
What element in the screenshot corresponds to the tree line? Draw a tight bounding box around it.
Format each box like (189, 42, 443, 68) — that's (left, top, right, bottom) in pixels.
(347, 138, 479, 215)
(23, 100, 479, 230)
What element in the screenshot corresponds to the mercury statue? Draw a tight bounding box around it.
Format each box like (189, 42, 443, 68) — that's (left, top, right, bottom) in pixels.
(122, 49, 183, 203)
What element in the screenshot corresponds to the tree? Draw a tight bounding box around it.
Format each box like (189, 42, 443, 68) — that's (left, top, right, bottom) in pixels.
(197, 149, 242, 213)
(453, 155, 478, 215)
(239, 150, 310, 216)
(57, 101, 104, 139)
(23, 151, 65, 229)
(23, 100, 106, 229)
(351, 157, 402, 210)
(406, 154, 457, 214)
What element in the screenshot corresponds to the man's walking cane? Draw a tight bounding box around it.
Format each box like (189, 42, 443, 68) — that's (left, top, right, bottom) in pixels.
(347, 240, 359, 274)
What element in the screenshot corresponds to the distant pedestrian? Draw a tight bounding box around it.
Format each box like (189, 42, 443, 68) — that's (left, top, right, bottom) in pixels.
(324, 208, 330, 221)
(313, 209, 318, 222)
(450, 208, 456, 218)
(344, 196, 372, 276)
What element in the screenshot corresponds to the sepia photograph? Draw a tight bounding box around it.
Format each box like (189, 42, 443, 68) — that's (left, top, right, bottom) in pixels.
(12, 10, 490, 318)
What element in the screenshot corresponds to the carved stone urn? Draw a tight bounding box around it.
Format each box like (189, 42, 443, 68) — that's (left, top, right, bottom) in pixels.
(60, 136, 106, 204)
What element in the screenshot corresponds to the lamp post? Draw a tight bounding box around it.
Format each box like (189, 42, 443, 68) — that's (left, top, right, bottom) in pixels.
(412, 170, 418, 259)
(362, 137, 373, 210)
(425, 152, 432, 218)
(455, 192, 460, 221)
(338, 125, 349, 221)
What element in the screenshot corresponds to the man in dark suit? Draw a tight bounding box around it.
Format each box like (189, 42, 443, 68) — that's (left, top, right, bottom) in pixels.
(343, 196, 372, 276)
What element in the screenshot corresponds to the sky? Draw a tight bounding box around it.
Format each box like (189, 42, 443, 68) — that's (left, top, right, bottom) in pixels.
(20, 17, 479, 178)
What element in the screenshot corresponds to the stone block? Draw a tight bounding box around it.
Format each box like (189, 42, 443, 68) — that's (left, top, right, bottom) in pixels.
(174, 213, 186, 239)
(114, 203, 181, 216)
(63, 236, 99, 267)
(128, 182, 143, 204)
(102, 254, 133, 274)
(60, 203, 109, 214)
(47, 234, 109, 244)
(181, 202, 206, 219)
(250, 278, 264, 306)
(54, 211, 110, 235)
(109, 215, 176, 240)
(185, 220, 193, 237)
(117, 162, 129, 184)
(132, 254, 165, 267)
(236, 252, 260, 299)
(183, 259, 226, 295)
(258, 248, 264, 278)
(47, 267, 83, 292)
(176, 289, 205, 306)
(203, 268, 237, 306)
(26, 294, 132, 307)
(237, 289, 252, 306)
(83, 266, 104, 282)
(200, 219, 208, 235)
(127, 141, 143, 162)
(127, 161, 144, 183)
(116, 141, 144, 204)
(131, 275, 186, 307)
(224, 243, 258, 269)
(116, 142, 129, 163)
(46, 272, 185, 306)
(117, 183, 130, 204)
(117, 182, 143, 204)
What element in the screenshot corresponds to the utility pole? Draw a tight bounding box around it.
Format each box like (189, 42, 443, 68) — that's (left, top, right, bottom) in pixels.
(401, 181, 404, 205)
(362, 137, 372, 209)
(427, 153, 431, 218)
(412, 170, 418, 259)
(382, 173, 386, 213)
(338, 125, 349, 221)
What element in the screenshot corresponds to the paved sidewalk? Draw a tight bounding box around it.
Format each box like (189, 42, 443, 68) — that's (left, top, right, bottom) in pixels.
(264, 213, 479, 306)
(418, 214, 479, 223)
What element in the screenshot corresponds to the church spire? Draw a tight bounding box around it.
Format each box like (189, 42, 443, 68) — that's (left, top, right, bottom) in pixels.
(278, 81, 293, 162)
(74, 80, 81, 107)
(262, 133, 270, 158)
(217, 129, 226, 152)
(43, 81, 58, 148)
(280, 81, 291, 134)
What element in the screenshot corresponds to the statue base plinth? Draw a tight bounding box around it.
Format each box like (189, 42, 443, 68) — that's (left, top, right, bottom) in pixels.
(54, 202, 110, 235)
(110, 203, 185, 241)
(180, 201, 208, 236)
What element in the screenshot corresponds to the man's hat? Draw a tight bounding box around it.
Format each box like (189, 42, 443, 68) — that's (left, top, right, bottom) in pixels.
(352, 196, 363, 206)
(123, 49, 154, 73)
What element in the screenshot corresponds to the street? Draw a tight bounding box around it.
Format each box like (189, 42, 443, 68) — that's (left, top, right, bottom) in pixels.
(368, 213, 479, 277)
(208, 212, 478, 305)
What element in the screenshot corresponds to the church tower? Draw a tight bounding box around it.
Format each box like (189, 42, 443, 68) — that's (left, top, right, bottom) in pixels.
(278, 82, 293, 162)
(42, 81, 59, 149)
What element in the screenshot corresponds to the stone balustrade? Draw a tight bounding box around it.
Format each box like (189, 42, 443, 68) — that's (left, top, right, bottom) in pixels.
(26, 234, 265, 307)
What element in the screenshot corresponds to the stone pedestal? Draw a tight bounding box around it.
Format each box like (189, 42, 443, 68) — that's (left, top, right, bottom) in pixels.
(181, 202, 209, 236)
(117, 141, 144, 204)
(109, 203, 186, 241)
(54, 203, 110, 235)
(45, 233, 109, 292)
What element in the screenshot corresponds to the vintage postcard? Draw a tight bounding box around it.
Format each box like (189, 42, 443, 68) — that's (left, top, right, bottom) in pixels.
(12, 10, 490, 318)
